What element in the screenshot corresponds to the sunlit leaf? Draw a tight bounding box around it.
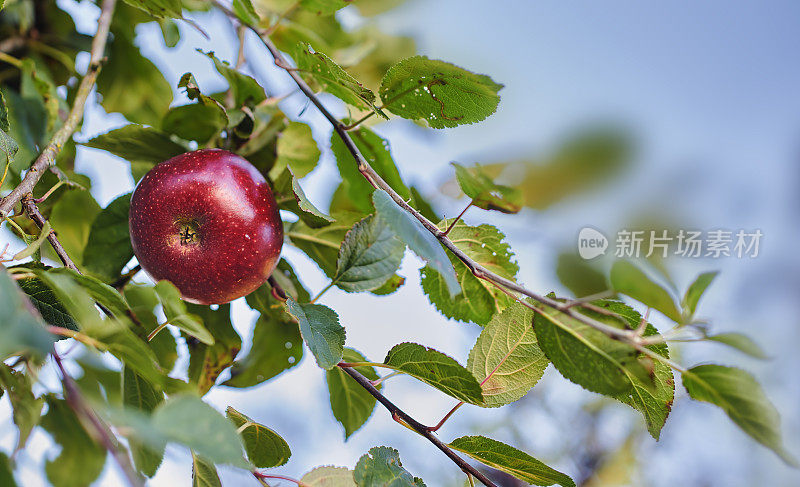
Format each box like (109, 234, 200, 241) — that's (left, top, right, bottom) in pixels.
(354, 447, 426, 487)
(682, 271, 718, 320)
(84, 124, 186, 164)
(453, 162, 522, 213)
(610, 260, 681, 322)
(286, 298, 346, 370)
(41, 397, 106, 487)
(294, 42, 378, 111)
(332, 215, 404, 293)
(301, 466, 356, 487)
(227, 406, 291, 468)
(706, 332, 767, 359)
(153, 281, 214, 345)
(272, 121, 320, 179)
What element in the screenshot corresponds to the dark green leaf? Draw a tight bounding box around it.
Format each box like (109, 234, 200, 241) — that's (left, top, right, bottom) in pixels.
(379, 56, 503, 128)
(683, 364, 797, 466)
(0, 451, 16, 487)
(327, 348, 379, 439)
(467, 302, 548, 407)
(123, 367, 165, 477)
(226, 406, 291, 468)
(224, 313, 302, 388)
(16, 273, 77, 331)
(286, 211, 362, 278)
(373, 190, 459, 296)
(201, 50, 266, 107)
(332, 127, 410, 214)
(610, 260, 681, 322)
(449, 436, 575, 487)
(162, 103, 227, 143)
(84, 124, 186, 164)
(0, 91, 20, 167)
(294, 42, 378, 111)
(83, 193, 134, 281)
(421, 220, 518, 324)
(286, 298, 346, 370)
(41, 397, 106, 487)
(383, 342, 482, 404)
(185, 303, 241, 394)
(124, 284, 178, 370)
(354, 447, 426, 487)
(332, 215, 404, 293)
(273, 168, 334, 228)
(453, 162, 522, 213)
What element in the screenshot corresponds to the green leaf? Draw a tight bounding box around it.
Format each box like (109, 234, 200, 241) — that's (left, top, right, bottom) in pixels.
(273, 168, 334, 228)
(683, 364, 797, 466)
(332, 215, 404, 293)
(224, 309, 302, 388)
(83, 192, 134, 281)
(98, 33, 173, 125)
(555, 253, 610, 299)
(0, 451, 16, 487)
(232, 0, 259, 24)
(302, 466, 357, 487)
(453, 162, 522, 213)
(383, 342, 482, 404)
(294, 43, 377, 111)
(1, 87, 45, 175)
(421, 219, 518, 324)
(123, 367, 165, 477)
(84, 124, 186, 164)
(299, 0, 351, 15)
(0, 269, 55, 359)
(610, 260, 681, 322)
(271, 121, 320, 179)
(177, 72, 228, 124)
(368, 273, 405, 296)
(354, 447, 426, 487)
(185, 303, 242, 394)
(192, 452, 221, 487)
(706, 332, 768, 359)
(201, 50, 266, 107)
(448, 436, 575, 487)
(12, 220, 50, 260)
(532, 304, 642, 397)
(159, 18, 180, 47)
(286, 298, 346, 370)
(49, 189, 101, 264)
(46, 267, 130, 318)
(152, 395, 247, 467)
(467, 301, 548, 407)
(331, 126, 410, 214)
(379, 56, 503, 129)
(682, 271, 718, 319)
(162, 103, 227, 143)
(0, 365, 44, 451)
(121, 0, 183, 19)
(372, 190, 459, 296)
(286, 212, 362, 278)
(590, 300, 675, 439)
(153, 280, 214, 345)
(16, 273, 77, 331)
(0, 91, 20, 167)
(41, 397, 106, 487)
(327, 348, 379, 439)
(226, 406, 291, 468)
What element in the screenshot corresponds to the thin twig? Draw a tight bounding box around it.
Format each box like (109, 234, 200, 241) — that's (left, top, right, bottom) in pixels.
(339, 365, 498, 487)
(111, 265, 141, 290)
(442, 202, 472, 237)
(21, 195, 79, 271)
(0, 0, 117, 217)
(253, 471, 307, 486)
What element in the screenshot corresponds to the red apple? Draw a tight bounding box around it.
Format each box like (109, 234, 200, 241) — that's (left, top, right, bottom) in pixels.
(129, 149, 283, 305)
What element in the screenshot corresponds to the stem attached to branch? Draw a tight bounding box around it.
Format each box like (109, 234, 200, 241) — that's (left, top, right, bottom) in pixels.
(338, 365, 498, 487)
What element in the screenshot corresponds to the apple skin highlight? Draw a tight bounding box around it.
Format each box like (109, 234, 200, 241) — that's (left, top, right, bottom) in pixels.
(129, 149, 283, 305)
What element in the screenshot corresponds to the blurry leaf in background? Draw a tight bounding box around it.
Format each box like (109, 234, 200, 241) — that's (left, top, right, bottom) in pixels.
(301, 466, 356, 486)
(121, 0, 183, 19)
(332, 125, 410, 215)
(0, 365, 43, 451)
(354, 446, 426, 487)
(468, 301, 548, 407)
(41, 397, 106, 487)
(556, 252, 611, 298)
(683, 365, 798, 466)
(124, 284, 178, 371)
(123, 367, 166, 478)
(681, 271, 718, 320)
(453, 162, 522, 214)
(299, 0, 350, 16)
(162, 103, 227, 143)
(610, 260, 680, 322)
(286, 211, 364, 279)
(449, 436, 575, 487)
(383, 342, 483, 404)
(705, 332, 767, 359)
(0, 91, 20, 169)
(232, 0, 260, 25)
(1, 87, 46, 175)
(227, 406, 291, 468)
(517, 127, 631, 209)
(326, 348, 379, 439)
(83, 193, 133, 282)
(421, 220, 518, 325)
(46, 188, 100, 264)
(271, 121, 320, 179)
(0, 451, 16, 487)
(379, 56, 503, 129)
(345, 28, 416, 92)
(153, 281, 214, 345)
(272, 168, 333, 228)
(158, 18, 180, 47)
(191, 452, 221, 487)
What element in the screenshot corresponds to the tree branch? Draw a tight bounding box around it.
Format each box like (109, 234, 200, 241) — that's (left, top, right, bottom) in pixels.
(211, 0, 646, 348)
(0, 0, 117, 217)
(21, 195, 79, 271)
(339, 365, 498, 487)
